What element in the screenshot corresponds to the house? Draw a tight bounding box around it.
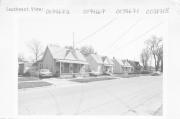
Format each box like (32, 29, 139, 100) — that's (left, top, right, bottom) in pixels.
(18, 60, 34, 76)
(112, 57, 133, 73)
(18, 61, 25, 75)
(39, 45, 88, 77)
(101, 56, 114, 73)
(86, 54, 114, 74)
(85, 53, 104, 74)
(127, 60, 142, 73)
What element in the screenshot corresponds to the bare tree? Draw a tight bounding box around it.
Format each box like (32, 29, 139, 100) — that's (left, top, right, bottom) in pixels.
(158, 45, 163, 72)
(27, 39, 43, 63)
(80, 46, 95, 56)
(145, 36, 163, 71)
(140, 48, 150, 70)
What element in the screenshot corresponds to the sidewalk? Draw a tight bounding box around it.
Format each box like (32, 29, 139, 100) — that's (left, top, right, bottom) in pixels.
(42, 78, 82, 87)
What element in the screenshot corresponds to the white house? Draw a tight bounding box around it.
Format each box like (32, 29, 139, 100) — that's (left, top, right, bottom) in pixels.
(39, 45, 88, 77)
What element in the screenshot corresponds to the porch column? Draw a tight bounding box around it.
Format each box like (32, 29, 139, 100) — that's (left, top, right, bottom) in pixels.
(60, 62, 62, 76)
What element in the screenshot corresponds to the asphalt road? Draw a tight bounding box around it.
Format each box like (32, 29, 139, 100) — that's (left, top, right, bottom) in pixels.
(18, 75, 162, 115)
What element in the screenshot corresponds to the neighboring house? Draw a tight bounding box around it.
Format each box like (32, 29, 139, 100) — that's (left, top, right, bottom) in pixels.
(86, 54, 113, 74)
(18, 60, 34, 76)
(86, 53, 104, 74)
(112, 58, 133, 73)
(101, 56, 114, 73)
(39, 45, 88, 77)
(127, 60, 142, 73)
(18, 61, 25, 75)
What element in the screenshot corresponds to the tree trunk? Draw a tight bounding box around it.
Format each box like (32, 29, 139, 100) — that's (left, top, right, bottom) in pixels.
(161, 58, 163, 72)
(156, 59, 160, 71)
(153, 54, 157, 71)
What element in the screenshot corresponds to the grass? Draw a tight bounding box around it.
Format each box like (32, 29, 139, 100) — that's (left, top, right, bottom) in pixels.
(18, 81, 52, 89)
(18, 77, 40, 82)
(113, 73, 152, 78)
(70, 73, 153, 83)
(70, 77, 117, 83)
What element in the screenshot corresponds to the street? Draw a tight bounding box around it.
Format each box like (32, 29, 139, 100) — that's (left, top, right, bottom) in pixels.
(18, 75, 162, 115)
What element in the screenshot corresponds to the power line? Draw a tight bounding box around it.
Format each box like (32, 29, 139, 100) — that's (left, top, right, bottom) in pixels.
(107, 22, 164, 54)
(77, 18, 118, 44)
(103, 18, 142, 54)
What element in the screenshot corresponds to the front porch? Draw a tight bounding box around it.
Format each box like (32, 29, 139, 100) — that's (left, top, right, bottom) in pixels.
(55, 61, 87, 78)
(103, 65, 113, 73)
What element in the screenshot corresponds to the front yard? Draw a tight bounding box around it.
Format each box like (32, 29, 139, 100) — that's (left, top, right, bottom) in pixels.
(18, 81, 53, 89)
(113, 73, 153, 78)
(18, 73, 161, 89)
(70, 76, 117, 83)
(18, 77, 53, 89)
(18, 77, 39, 82)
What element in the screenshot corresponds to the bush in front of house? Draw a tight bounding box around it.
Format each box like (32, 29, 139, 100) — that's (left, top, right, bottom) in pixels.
(23, 67, 39, 77)
(141, 70, 152, 74)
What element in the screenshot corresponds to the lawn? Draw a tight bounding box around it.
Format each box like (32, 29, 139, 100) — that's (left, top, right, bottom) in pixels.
(70, 77, 117, 83)
(18, 77, 40, 82)
(18, 81, 53, 89)
(70, 73, 153, 83)
(113, 73, 152, 78)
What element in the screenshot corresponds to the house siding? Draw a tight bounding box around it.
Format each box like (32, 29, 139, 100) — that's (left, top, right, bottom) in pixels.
(86, 55, 103, 73)
(41, 48, 56, 75)
(113, 59, 123, 74)
(18, 63, 24, 75)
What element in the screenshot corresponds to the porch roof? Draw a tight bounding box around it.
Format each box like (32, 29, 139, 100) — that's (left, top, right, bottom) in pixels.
(113, 58, 133, 68)
(57, 59, 88, 64)
(48, 45, 88, 64)
(123, 65, 132, 68)
(104, 64, 113, 67)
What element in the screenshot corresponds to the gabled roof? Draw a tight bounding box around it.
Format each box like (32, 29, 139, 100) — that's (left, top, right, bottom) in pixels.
(48, 45, 67, 59)
(122, 60, 132, 67)
(113, 58, 132, 67)
(65, 51, 77, 61)
(127, 60, 141, 66)
(46, 45, 87, 64)
(71, 50, 87, 62)
(90, 54, 103, 64)
(113, 58, 124, 65)
(102, 56, 114, 65)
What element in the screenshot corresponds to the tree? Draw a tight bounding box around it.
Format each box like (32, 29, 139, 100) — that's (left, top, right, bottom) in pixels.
(27, 39, 43, 63)
(145, 36, 163, 71)
(80, 46, 95, 56)
(158, 45, 163, 72)
(140, 48, 150, 70)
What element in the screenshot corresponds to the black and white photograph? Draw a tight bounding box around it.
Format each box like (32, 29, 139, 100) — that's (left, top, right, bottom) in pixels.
(15, 0, 167, 116)
(1, 0, 180, 118)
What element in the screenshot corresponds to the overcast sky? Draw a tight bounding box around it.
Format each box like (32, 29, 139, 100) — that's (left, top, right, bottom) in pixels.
(13, 0, 168, 63)
(17, 15, 167, 61)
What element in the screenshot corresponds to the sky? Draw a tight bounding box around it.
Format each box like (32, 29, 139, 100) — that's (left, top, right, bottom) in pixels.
(17, 15, 167, 62)
(13, 0, 168, 64)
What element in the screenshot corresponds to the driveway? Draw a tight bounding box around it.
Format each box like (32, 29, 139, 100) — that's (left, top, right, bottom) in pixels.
(18, 76, 162, 115)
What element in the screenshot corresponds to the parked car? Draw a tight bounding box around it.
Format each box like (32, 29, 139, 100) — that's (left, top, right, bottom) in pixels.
(39, 69, 53, 78)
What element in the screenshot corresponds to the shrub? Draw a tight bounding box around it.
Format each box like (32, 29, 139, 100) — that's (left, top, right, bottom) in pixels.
(23, 67, 39, 77)
(141, 70, 151, 74)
